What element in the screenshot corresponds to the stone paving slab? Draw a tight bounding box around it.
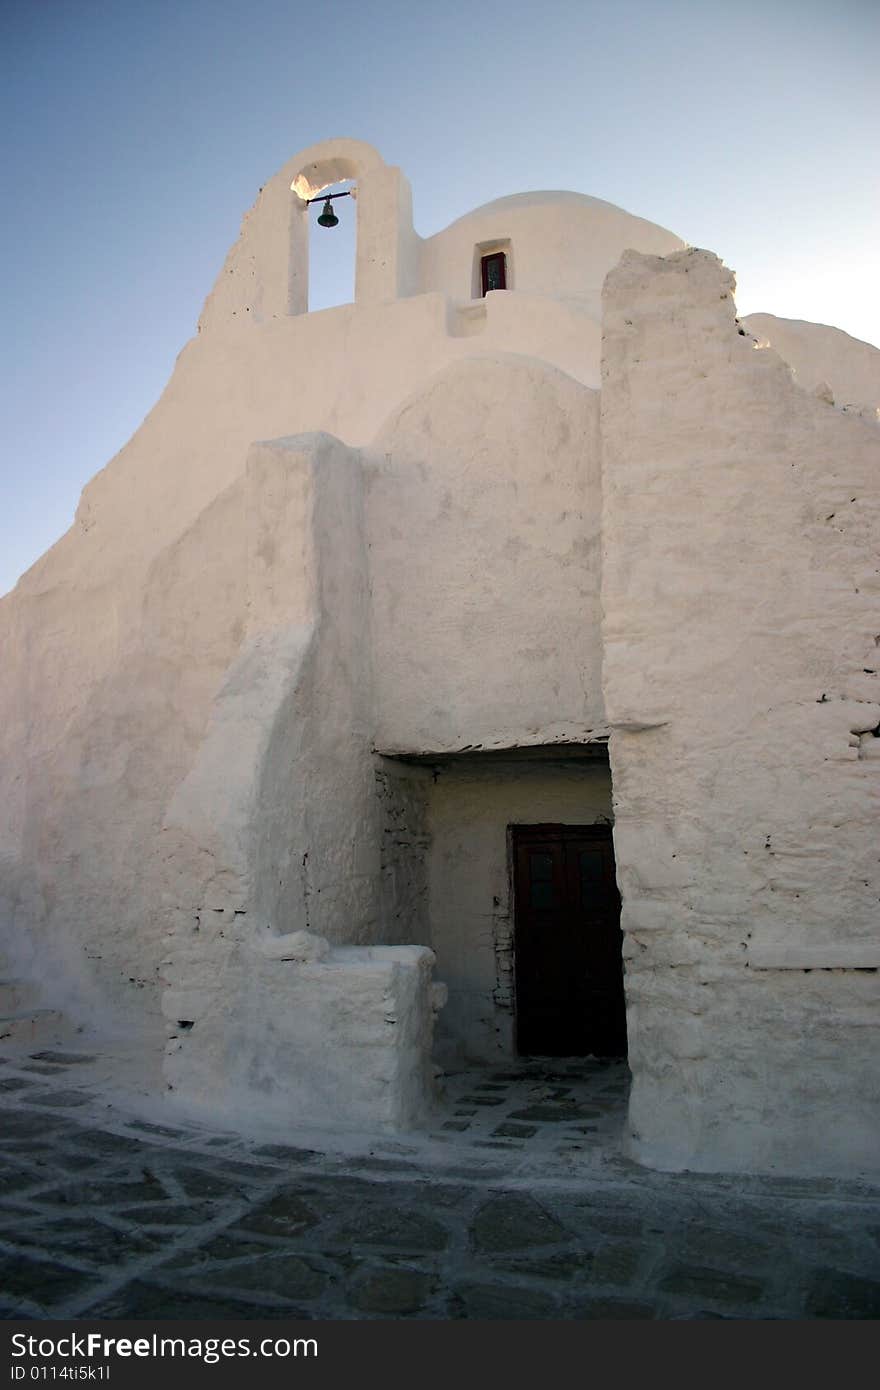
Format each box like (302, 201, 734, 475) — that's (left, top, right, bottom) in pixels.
(0, 1045, 879, 1319)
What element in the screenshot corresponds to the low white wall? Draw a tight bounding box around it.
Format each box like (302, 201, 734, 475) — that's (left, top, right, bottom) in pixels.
(165, 942, 440, 1133)
(427, 758, 613, 1061)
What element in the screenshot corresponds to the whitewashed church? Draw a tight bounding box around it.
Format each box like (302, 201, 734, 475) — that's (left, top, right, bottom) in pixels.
(1, 139, 878, 1178)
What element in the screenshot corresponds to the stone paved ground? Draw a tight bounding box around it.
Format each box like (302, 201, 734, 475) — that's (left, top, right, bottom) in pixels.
(1, 1046, 879, 1320)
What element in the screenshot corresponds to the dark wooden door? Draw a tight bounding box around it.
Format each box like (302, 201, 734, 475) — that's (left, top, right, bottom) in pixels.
(512, 824, 626, 1057)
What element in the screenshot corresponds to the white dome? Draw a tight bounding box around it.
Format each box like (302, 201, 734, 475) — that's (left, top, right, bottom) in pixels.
(420, 188, 684, 309)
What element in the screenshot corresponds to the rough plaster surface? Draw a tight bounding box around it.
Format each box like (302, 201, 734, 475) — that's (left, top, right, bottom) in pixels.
(164, 942, 439, 1133)
(6, 135, 666, 1070)
(1, 139, 877, 1168)
(160, 433, 400, 1097)
(427, 760, 612, 1061)
(375, 760, 432, 948)
(742, 312, 880, 417)
(601, 248, 880, 1176)
(367, 356, 603, 753)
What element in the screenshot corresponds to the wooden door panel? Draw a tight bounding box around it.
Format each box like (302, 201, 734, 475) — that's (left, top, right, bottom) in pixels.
(513, 824, 626, 1057)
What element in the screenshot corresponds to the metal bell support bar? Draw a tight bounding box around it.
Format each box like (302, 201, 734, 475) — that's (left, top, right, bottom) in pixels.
(308, 190, 353, 228)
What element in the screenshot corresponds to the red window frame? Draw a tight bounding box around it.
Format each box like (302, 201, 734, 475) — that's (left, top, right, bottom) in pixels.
(480, 251, 507, 295)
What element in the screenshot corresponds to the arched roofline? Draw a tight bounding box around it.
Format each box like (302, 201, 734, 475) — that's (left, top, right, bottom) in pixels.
(282, 138, 387, 201)
(431, 189, 680, 240)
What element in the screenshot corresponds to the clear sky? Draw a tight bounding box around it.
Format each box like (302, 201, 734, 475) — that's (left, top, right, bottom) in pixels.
(2, 0, 878, 597)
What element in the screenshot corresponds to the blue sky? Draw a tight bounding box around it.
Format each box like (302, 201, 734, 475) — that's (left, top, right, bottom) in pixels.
(2, 0, 878, 596)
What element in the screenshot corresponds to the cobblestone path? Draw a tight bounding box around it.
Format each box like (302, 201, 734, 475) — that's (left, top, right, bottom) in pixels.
(1, 1049, 879, 1319)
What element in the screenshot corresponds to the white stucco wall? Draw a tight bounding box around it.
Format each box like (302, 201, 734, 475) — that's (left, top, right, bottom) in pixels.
(742, 312, 880, 416)
(367, 355, 604, 754)
(165, 942, 440, 1135)
(20, 143, 686, 623)
(25, 287, 606, 620)
(427, 758, 613, 1061)
(3, 137, 877, 1170)
(0, 466, 251, 1058)
(601, 248, 880, 1177)
(375, 759, 432, 947)
(159, 433, 407, 1091)
(420, 191, 685, 313)
(0, 172, 635, 1042)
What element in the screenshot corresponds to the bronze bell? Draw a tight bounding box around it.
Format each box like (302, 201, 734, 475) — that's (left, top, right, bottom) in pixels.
(316, 196, 339, 228)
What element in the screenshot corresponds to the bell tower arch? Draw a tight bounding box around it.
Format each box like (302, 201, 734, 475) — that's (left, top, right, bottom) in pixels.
(284, 138, 418, 314)
(197, 139, 419, 333)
